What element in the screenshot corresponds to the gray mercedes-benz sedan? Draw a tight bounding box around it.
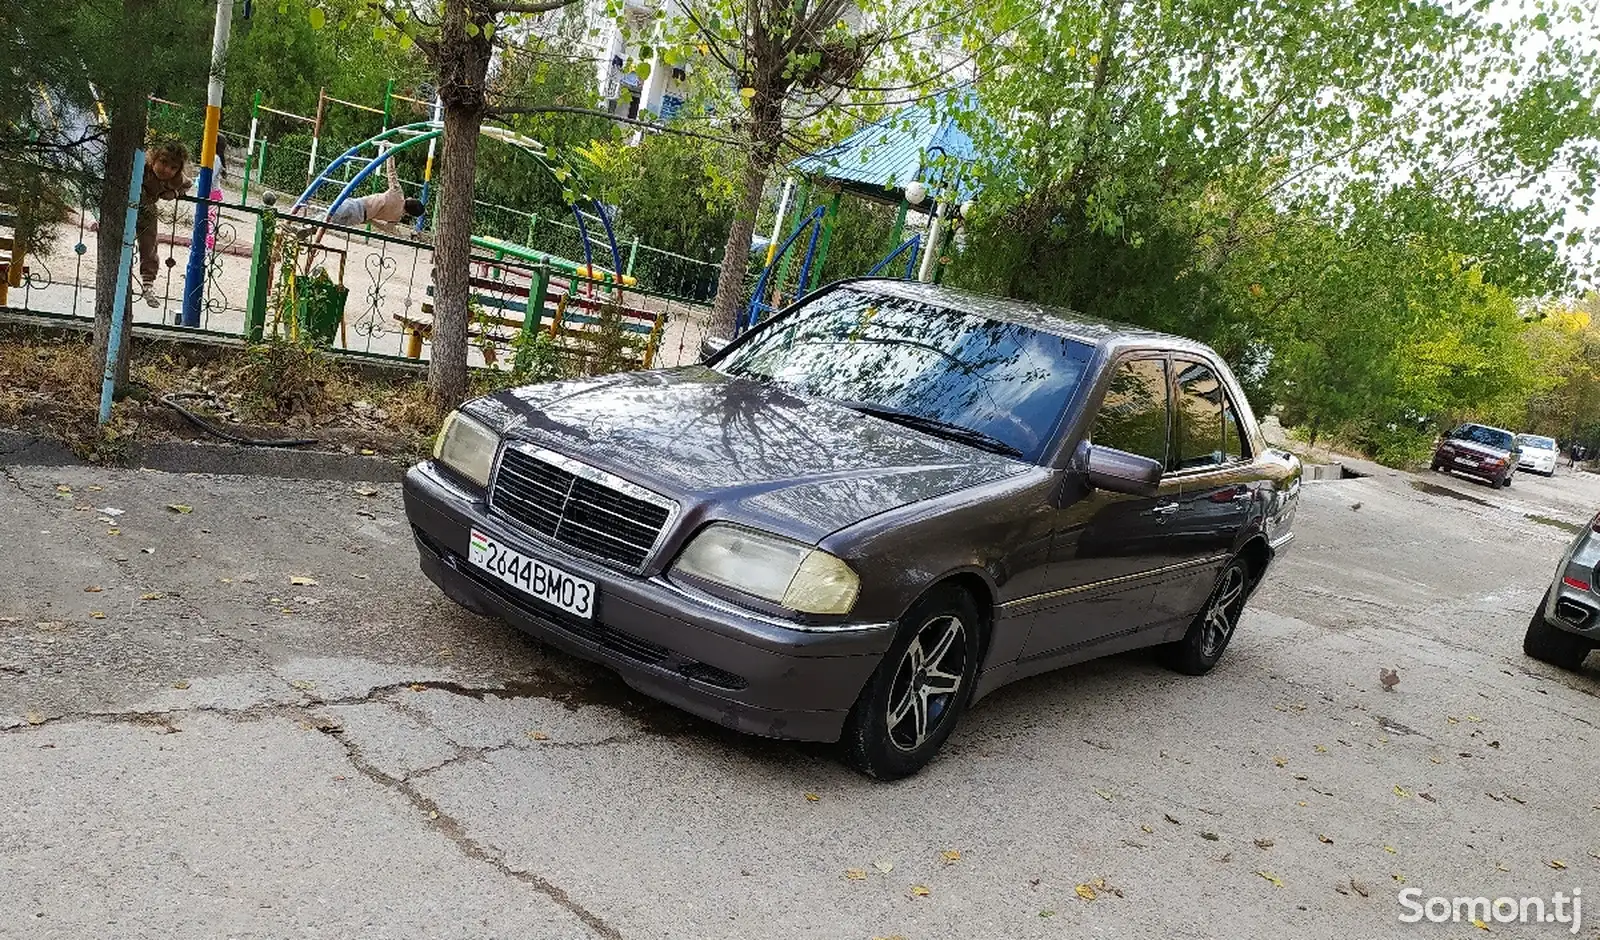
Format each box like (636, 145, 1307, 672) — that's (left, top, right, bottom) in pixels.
(404, 279, 1302, 778)
(1526, 515, 1600, 670)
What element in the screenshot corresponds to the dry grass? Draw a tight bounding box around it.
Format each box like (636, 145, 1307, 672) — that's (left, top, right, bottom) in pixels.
(0, 329, 443, 463)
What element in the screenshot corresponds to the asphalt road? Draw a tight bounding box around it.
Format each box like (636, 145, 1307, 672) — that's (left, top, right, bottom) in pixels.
(3, 455, 1599, 939)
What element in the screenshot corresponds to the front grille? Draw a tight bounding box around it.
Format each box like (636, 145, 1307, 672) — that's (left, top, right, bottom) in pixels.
(491, 446, 674, 570)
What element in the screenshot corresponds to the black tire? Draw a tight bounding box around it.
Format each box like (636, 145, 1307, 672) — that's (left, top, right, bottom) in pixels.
(842, 586, 982, 780)
(1430, 459, 1443, 472)
(1163, 558, 1251, 676)
(1503, 472, 1512, 487)
(1524, 593, 1592, 671)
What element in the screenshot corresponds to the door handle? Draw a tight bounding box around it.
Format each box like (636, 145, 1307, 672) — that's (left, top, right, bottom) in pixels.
(1151, 502, 1180, 515)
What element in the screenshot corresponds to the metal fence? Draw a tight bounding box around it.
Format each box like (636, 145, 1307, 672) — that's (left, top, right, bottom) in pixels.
(1, 190, 716, 374)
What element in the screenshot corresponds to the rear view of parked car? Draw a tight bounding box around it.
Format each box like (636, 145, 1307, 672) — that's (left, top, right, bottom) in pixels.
(1525, 512, 1600, 670)
(1431, 423, 1520, 488)
(1515, 434, 1559, 476)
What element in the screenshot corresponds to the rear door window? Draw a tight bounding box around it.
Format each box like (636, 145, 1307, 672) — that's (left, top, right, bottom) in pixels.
(1174, 360, 1228, 469)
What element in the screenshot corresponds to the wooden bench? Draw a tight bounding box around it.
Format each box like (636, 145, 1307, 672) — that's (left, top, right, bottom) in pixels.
(396, 264, 667, 371)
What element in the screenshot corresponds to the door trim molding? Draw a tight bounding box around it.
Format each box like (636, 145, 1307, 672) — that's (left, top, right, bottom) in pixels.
(997, 553, 1231, 610)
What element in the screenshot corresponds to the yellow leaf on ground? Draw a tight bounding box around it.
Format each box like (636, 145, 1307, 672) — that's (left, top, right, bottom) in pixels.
(1549, 859, 1567, 870)
(1472, 918, 1489, 930)
(1094, 787, 1114, 801)
(527, 730, 550, 741)
(940, 849, 961, 862)
(1273, 755, 1288, 767)
(1256, 871, 1284, 888)
(140, 592, 163, 601)
(83, 586, 102, 593)
(23, 711, 44, 725)
(290, 680, 315, 691)
(1464, 715, 1482, 722)
(910, 885, 930, 897)
(1394, 785, 1411, 798)
(1384, 845, 1397, 854)
(172, 680, 190, 690)
(408, 683, 427, 692)
(290, 576, 318, 586)
(1318, 834, 1334, 844)
(1075, 884, 1097, 901)
(1497, 861, 1511, 872)
(1140, 824, 1154, 834)
(873, 859, 893, 874)
(107, 528, 120, 536)
(1314, 744, 1328, 753)
(845, 869, 868, 881)
(167, 504, 193, 514)
(804, 792, 819, 802)
(90, 611, 105, 620)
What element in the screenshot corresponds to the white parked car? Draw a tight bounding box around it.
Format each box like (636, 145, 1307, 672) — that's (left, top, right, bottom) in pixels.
(1516, 434, 1559, 476)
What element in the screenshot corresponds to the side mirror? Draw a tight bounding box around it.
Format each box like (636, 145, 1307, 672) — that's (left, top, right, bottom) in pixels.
(1511, 447, 1523, 457)
(699, 335, 730, 363)
(1084, 444, 1164, 497)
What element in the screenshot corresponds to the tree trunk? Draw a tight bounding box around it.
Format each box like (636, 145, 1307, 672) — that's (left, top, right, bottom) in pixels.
(93, 78, 150, 394)
(424, 0, 493, 412)
(428, 100, 483, 410)
(707, 147, 775, 337)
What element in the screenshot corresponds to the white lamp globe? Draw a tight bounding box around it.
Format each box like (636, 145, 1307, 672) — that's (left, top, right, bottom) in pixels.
(904, 181, 928, 206)
(960, 199, 974, 218)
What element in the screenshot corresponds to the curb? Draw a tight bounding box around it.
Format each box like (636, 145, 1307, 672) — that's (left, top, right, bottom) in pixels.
(0, 429, 405, 483)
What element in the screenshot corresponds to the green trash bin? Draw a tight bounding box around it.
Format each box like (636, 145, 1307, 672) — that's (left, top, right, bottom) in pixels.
(295, 271, 348, 346)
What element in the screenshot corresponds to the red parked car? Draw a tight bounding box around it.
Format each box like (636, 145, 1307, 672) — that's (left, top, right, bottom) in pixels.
(1431, 423, 1521, 488)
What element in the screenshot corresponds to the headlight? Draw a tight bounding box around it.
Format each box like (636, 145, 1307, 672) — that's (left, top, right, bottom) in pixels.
(433, 410, 499, 488)
(673, 523, 861, 615)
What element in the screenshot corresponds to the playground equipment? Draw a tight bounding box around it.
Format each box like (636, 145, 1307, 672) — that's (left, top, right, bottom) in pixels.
(739, 97, 978, 336)
(291, 120, 630, 283)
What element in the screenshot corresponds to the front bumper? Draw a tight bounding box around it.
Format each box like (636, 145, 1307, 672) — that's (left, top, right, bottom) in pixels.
(402, 462, 897, 742)
(1520, 454, 1557, 474)
(1436, 454, 1506, 483)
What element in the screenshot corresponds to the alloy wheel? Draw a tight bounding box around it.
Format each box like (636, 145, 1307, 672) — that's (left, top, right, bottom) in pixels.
(1201, 566, 1247, 660)
(885, 614, 968, 752)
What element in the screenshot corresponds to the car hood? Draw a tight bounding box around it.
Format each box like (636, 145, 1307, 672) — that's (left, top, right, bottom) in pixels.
(1443, 439, 1512, 460)
(471, 367, 1031, 541)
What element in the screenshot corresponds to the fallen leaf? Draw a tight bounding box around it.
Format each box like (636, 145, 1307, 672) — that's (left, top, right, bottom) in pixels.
(96, 516, 113, 524)
(167, 504, 193, 514)
(1039, 910, 1055, 918)
(355, 485, 380, 497)
(1448, 716, 1460, 724)
(1508, 794, 1527, 805)
(24, 711, 45, 725)
(1297, 801, 1308, 807)
(1384, 845, 1397, 854)
(1314, 744, 1328, 753)
(83, 585, 103, 593)
(1550, 859, 1567, 870)
(910, 885, 930, 898)
(1255, 838, 1275, 850)
(1094, 787, 1114, 801)
(290, 576, 318, 586)
(89, 611, 105, 620)
(1393, 874, 1406, 884)
(99, 506, 123, 516)
(1464, 714, 1482, 722)
(1419, 791, 1437, 803)
(172, 680, 190, 690)
(353, 573, 369, 580)
(409, 683, 427, 692)
(1318, 834, 1334, 844)
(1472, 918, 1489, 930)
(527, 730, 550, 741)
(1257, 871, 1284, 888)
(55, 485, 71, 494)
(1273, 756, 1288, 767)
(1075, 884, 1097, 901)
(107, 528, 121, 536)
(290, 679, 315, 691)
(804, 792, 820, 802)
(873, 859, 893, 874)
(360, 449, 377, 456)
(1139, 824, 1154, 834)
(428, 810, 439, 819)
(1201, 831, 1220, 841)
(1394, 785, 1411, 798)
(1497, 862, 1511, 872)
(1164, 813, 1181, 825)
(940, 849, 961, 863)
(139, 592, 163, 601)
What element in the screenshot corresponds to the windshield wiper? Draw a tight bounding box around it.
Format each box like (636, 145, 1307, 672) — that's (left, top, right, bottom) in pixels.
(840, 402, 1025, 458)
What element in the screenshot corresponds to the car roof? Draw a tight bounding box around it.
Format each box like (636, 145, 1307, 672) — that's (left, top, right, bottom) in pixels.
(846, 278, 1204, 352)
(1459, 423, 1515, 436)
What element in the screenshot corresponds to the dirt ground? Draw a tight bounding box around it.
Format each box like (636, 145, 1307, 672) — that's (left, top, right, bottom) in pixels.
(1, 454, 1598, 939)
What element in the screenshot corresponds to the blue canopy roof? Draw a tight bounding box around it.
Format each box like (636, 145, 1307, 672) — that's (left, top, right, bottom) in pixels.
(788, 99, 979, 203)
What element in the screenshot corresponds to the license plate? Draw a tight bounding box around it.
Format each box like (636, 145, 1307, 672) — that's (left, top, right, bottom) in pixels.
(468, 529, 594, 620)
(1454, 457, 1476, 466)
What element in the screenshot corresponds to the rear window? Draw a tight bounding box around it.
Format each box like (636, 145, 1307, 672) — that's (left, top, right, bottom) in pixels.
(1517, 435, 1556, 450)
(1451, 425, 1514, 451)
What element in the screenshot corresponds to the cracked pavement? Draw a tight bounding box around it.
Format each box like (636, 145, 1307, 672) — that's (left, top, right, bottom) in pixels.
(3, 458, 1600, 939)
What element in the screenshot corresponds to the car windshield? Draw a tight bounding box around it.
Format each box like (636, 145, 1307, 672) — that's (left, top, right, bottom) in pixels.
(1451, 425, 1514, 450)
(716, 288, 1094, 462)
(1517, 435, 1556, 450)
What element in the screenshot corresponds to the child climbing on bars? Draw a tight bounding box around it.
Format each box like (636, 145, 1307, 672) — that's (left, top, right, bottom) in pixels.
(322, 145, 424, 236)
(135, 139, 192, 308)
